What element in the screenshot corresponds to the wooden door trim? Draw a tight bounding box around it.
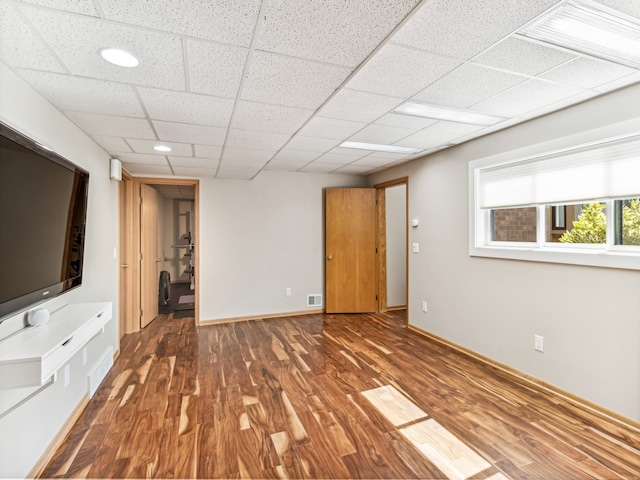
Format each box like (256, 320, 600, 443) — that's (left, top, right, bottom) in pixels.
(118, 170, 135, 336)
(374, 177, 409, 324)
(122, 177, 200, 333)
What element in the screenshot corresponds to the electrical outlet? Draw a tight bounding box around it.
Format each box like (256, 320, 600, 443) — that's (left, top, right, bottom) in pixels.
(412, 243, 420, 253)
(422, 301, 428, 312)
(534, 335, 544, 352)
(286, 287, 291, 297)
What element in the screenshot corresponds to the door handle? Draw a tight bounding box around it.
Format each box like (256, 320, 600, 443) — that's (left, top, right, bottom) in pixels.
(327, 255, 332, 261)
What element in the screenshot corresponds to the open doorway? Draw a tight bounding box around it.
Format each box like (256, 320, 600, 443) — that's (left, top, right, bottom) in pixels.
(119, 177, 199, 335)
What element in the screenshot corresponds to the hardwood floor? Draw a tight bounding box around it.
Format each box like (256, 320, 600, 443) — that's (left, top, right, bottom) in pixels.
(41, 311, 640, 479)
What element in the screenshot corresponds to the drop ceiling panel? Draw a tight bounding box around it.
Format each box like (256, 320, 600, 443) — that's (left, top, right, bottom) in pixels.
(187, 40, 249, 98)
(18, 69, 145, 117)
(394, 130, 458, 150)
(393, 0, 559, 60)
(172, 166, 218, 177)
(139, 88, 235, 127)
(312, 153, 357, 165)
(21, 0, 99, 16)
(256, 0, 421, 67)
(424, 121, 486, 136)
(22, 6, 187, 90)
(226, 129, 290, 151)
(473, 79, 586, 118)
(594, 71, 640, 92)
(300, 163, 340, 173)
(127, 139, 193, 157)
(195, 145, 223, 159)
(335, 165, 376, 175)
(474, 37, 576, 76)
(168, 157, 219, 169)
(297, 117, 367, 140)
(351, 156, 404, 167)
(327, 147, 372, 158)
(374, 113, 438, 130)
(270, 149, 321, 163)
(264, 159, 309, 171)
(91, 135, 132, 153)
(285, 135, 340, 153)
(319, 89, 404, 123)
(116, 153, 170, 165)
(595, 0, 640, 17)
(98, 0, 263, 47)
(347, 43, 462, 98)
(412, 63, 528, 109)
(222, 147, 277, 163)
(215, 169, 257, 180)
(0, 3, 66, 72)
(66, 111, 155, 138)
(540, 57, 637, 90)
(153, 121, 227, 145)
(231, 101, 314, 134)
(348, 124, 417, 144)
(241, 51, 352, 109)
(124, 163, 173, 175)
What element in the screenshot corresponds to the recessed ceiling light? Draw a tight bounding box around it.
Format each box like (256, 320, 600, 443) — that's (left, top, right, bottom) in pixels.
(394, 102, 507, 126)
(518, 0, 640, 69)
(99, 48, 139, 68)
(153, 145, 172, 152)
(339, 141, 423, 155)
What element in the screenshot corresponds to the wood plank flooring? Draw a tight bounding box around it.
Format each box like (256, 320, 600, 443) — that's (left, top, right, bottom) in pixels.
(41, 311, 640, 479)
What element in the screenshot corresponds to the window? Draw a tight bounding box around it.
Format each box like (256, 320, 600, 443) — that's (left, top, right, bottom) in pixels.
(469, 133, 640, 270)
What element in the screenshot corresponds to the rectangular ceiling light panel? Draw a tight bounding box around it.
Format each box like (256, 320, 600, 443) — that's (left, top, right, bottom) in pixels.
(518, 0, 640, 69)
(339, 141, 423, 155)
(394, 102, 507, 126)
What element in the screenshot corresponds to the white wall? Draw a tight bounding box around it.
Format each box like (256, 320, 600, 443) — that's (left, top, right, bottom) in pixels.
(199, 171, 366, 320)
(386, 184, 406, 307)
(0, 64, 119, 478)
(369, 83, 640, 423)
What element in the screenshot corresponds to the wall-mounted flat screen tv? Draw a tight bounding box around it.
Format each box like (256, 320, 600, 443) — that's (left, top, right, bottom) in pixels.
(0, 122, 89, 321)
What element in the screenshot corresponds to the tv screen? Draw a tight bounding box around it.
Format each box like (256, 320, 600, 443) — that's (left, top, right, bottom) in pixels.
(0, 122, 89, 321)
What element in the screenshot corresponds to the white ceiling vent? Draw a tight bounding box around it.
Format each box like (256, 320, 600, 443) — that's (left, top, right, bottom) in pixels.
(307, 294, 323, 307)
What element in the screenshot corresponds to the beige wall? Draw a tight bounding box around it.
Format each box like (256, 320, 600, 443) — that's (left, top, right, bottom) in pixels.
(369, 83, 640, 423)
(198, 172, 367, 321)
(0, 64, 120, 477)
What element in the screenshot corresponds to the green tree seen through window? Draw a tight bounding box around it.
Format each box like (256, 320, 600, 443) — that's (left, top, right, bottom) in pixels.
(560, 200, 640, 245)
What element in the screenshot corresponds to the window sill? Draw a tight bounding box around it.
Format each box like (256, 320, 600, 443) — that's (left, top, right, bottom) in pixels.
(469, 244, 640, 270)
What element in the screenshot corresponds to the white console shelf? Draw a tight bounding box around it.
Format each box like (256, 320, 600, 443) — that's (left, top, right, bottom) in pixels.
(0, 302, 112, 389)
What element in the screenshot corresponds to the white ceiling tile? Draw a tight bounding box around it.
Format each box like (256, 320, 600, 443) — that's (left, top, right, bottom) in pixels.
(271, 149, 321, 163)
(168, 157, 219, 169)
(412, 63, 528, 109)
(23, 6, 186, 90)
(333, 165, 375, 175)
(98, 0, 262, 47)
(257, 0, 421, 67)
(123, 163, 173, 176)
(393, 0, 558, 60)
(300, 163, 340, 173)
(222, 147, 276, 163)
(348, 124, 416, 144)
(241, 51, 351, 109)
(21, 0, 99, 16)
(517, 90, 597, 119)
(313, 153, 356, 165)
(226, 129, 290, 151)
(347, 43, 461, 97)
(351, 156, 405, 167)
(116, 153, 170, 165)
(91, 135, 132, 153)
(594, 71, 640, 92)
(153, 121, 227, 145)
(475, 37, 576, 76)
(18, 69, 145, 117)
(172, 166, 218, 177)
(66, 111, 155, 138)
(285, 135, 340, 152)
(232, 101, 314, 134)
(139, 88, 234, 127)
(127, 139, 193, 157)
(593, 0, 640, 18)
(215, 169, 256, 180)
(0, 3, 66, 72)
(195, 145, 223, 159)
(473, 79, 586, 118)
(365, 151, 409, 160)
(540, 57, 637, 90)
(297, 117, 367, 140)
(328, 147, 371, 158)
(319, 89, 404, 123)
(187, 40, 248, 98)
(424, 121, 485, 136)
(374, 113, 437, 130)
(264, 159, 309, 171)
(394, 130, 457, 150)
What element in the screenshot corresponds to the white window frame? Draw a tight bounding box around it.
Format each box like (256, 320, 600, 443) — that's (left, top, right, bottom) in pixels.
(469, 136, 640, 271)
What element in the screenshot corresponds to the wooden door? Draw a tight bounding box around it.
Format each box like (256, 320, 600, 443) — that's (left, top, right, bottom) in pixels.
(140, 184, 160, 328)
(325, 188, 377, 313)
